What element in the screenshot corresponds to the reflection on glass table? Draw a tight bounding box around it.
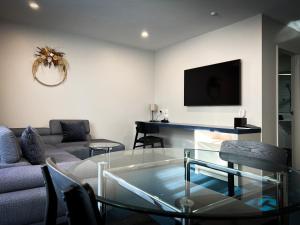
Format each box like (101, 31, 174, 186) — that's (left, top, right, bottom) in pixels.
(66, 148, 300, 224)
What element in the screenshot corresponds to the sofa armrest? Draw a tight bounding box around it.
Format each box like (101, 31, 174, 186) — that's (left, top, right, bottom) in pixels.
(0, 187, 46, 225)
(0, 160, 79, 194)
(0, 165, 44, 194)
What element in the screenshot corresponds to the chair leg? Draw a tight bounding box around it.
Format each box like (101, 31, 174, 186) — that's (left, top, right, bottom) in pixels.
(133, 129, 139, 149)
(161, 140, 164, 148)
(133, 139, 136, 149)
(143, 133, 146, 149)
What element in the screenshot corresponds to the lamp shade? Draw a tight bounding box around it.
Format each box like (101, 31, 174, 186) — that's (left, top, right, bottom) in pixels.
(150, 104, 158, 112)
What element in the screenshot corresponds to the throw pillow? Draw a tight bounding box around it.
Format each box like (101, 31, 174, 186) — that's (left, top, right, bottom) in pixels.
(21, 126, 45, 165)
(0, 126, 22, 163)
(61, 121, 87, 142)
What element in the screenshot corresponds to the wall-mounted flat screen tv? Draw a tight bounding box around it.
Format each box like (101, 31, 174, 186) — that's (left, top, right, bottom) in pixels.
(184, 59, 241, 106)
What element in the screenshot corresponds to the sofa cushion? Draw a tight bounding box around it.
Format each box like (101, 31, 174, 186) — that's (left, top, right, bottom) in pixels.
(45, 151, 81, 163)
(61, 121, 87, 143)
(0, 157, 30, 169)
(0, 126, 22, 163)
(50, 119, 90, 135)
(0, 187, 46, 225)
(41, 134, 63, 145)
(0, 161, 79, 194)
(21, 127, 45, 165)
(0, 165, 44, 194)
(55, 141, 88, 148)
(55, 143, 89, 153)
(0, 187, 67, 225)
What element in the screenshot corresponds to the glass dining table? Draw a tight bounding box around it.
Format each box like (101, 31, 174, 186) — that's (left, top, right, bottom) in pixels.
(66, 148, 300, 224)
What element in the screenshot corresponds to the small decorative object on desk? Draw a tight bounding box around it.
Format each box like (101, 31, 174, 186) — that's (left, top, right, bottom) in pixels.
(161, 109, 169, 123)
(149, 104, 158, 122)
(234, 108, 247, 128)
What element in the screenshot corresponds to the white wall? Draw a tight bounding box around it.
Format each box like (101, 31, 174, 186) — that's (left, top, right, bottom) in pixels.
(154, 15, 263, 128)
(261, 16, 300, 146)
(260, 16, 300, 169)
(1, 15, 299, 154)
(0, 22, 155, 148)
(261, 16, 282, 145)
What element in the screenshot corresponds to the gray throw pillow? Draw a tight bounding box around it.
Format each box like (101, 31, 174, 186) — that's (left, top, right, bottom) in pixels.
(61, 121, 87, 142)
(21, 126, 45, 165)
(0, 126, 22, 163)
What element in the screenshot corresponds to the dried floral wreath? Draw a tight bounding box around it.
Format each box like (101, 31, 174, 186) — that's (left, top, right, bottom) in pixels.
(32, 47, 69, 87)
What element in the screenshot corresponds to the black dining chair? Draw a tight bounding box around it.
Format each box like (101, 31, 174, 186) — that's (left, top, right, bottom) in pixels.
(43, 158, 103, 225)
(133, 122, 164, 149)
(220, 140, 288, 195)
(41, 165, 59, 225)
(219, 140, 288, 225)
(43, 158, 160, 225)
(220, 140, 288, 171)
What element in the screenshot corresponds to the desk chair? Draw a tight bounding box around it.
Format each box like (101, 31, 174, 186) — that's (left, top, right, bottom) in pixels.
(133, 122, 164, 149)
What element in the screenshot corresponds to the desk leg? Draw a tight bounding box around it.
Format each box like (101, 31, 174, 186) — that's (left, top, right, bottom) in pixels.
(183, 153, 191, 225)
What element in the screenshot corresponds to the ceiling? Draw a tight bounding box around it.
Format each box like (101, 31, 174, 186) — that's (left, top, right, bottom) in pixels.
(0, 0, 299, 50)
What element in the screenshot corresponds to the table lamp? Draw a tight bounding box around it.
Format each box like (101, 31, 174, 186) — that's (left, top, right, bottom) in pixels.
(150, 104, 158, 122)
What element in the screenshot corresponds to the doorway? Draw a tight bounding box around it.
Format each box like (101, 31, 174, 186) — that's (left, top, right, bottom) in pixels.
(277, 49, 293, 166)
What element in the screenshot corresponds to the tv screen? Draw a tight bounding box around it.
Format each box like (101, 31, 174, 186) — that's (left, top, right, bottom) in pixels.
(184, 59, 241, 106)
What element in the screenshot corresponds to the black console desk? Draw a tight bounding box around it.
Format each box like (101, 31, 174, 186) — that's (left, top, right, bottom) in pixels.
(136, 121, 261, 135)
(135, 121, 262, 180)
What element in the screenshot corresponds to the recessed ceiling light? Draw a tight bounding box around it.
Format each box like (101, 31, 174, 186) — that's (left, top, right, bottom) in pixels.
(29, 1, 40, 10)
(210, 11, 218, 16)
(141, 30, 149, 38)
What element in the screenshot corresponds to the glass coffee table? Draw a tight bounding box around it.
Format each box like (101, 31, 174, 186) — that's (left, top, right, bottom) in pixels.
(88, 142, 120, 157)
(67, 148, 300, 224)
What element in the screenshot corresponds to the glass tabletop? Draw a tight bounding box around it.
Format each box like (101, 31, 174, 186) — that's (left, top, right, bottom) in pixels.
(89, 142, 120, 149)
(66, 148, 300, 220)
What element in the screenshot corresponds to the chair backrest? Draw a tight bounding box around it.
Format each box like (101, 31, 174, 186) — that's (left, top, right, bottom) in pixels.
(135, 122, 159, 134)
(41, 165, 58, 225)
(63, 184, 103, 225)
(45, 158, 102, 225)
(220, 141, 288, 171)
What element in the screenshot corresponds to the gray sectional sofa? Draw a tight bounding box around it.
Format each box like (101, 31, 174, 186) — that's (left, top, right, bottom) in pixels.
(0, 120, 124, 225)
